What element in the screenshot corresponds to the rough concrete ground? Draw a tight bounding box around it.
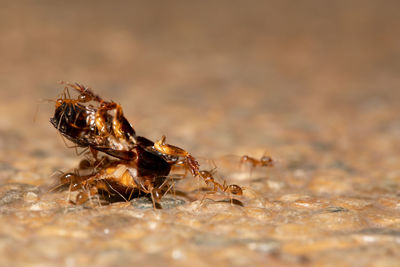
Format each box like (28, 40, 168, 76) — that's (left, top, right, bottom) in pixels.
(0, 1, 400, 266)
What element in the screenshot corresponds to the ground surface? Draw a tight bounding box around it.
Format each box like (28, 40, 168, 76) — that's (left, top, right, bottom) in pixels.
(0, 1, 400, 266)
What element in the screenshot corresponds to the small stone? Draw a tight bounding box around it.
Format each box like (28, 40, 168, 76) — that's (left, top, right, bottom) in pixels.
(292, 198, 326, 210)
(0, 190, 22, 206)
(246, 239, 279, 252)
(331, 197, 372, 211)
(30, 203, 42, 211)
(377, 197, 400, 210)
(171, 248, 185, 260)
(24, 191, 39, 202)
(279, 194, 309, 202)
(310, 211, 368, 231)
(130, 196, 186, 209)
(266, 180, 285, 190)
(323, 206, 349, 213)
(246, 207, 272, 220)
(365, 212, 400, 227)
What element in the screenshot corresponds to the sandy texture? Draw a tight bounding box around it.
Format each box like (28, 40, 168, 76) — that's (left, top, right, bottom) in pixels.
(0, 1, 400, 266)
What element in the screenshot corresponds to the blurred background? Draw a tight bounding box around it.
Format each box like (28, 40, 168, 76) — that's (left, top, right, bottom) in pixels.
(1, 0, 399, 157)
(0, 0, 399, 178)
(1, 1, 400, 266)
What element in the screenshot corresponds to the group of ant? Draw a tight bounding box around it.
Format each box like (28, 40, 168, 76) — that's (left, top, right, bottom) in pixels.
(50, 82, 273, 208)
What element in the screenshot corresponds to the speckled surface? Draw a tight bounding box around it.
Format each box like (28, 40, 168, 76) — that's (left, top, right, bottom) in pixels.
(1, 1, 400, 266)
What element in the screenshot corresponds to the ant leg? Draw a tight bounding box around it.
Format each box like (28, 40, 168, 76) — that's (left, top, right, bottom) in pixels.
(66, 180, 74, 204)
(162, 181, 175, 199)
(56, 171, 83, 204)
(89, 146, 99, 161)
(199, 189, 218, 206)
(57, 85, 71, 101)
(156, 176, 176, 200)
(127, 188, 136, 201)
(74, 146, 89, 157)
(92, 156, 110, 173)
(150, 187, 162, 209)
(65, 86, 72, 100)
(85, 182, 95, 207)
(103, 179, 129, 202)
(48, 171, 72, 193)
(90, 187, 102, 206)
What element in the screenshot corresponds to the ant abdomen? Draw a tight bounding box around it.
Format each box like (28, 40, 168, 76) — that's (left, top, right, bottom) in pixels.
(227, 184, 243, 195)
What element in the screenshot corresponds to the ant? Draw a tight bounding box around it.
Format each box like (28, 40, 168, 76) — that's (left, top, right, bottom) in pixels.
(197, 169, 241, 195)
(240, 155, 274, 168)
(196, 168, 244, 206)
(239, 154, 274, 177)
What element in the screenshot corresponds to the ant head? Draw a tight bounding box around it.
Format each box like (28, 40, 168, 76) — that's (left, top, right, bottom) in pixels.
(59, 172, 78, 185)
(199, 164, 218, 178)
(55, 98, 64, 108)
(78, 93, 93, 103)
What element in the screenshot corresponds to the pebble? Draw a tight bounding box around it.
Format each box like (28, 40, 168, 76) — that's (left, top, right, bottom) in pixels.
(24, 191, 39, 202)
(308, 171, 353, 194)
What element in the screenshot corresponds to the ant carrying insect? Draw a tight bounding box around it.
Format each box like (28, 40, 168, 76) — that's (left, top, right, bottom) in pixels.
(50, 82, 244, 207)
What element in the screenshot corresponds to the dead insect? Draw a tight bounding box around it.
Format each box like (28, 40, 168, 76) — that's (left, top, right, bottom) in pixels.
(50, 82, 243, 206)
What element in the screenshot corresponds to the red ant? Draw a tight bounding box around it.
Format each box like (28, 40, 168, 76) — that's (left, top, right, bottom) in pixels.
(239, 154, 274, 178)
(240, 155, 274, 167)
